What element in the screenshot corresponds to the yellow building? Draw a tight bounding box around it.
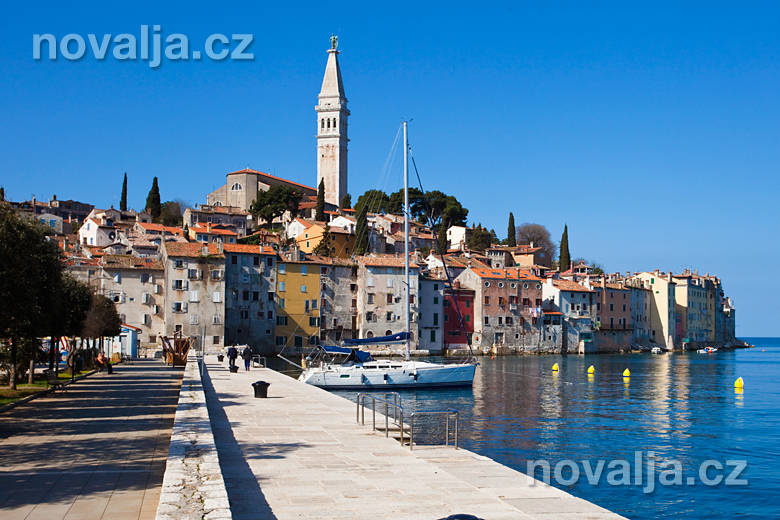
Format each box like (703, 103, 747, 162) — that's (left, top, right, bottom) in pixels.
(275, 257, 322, 352)
(296, 222, 355, 258)
(673, 273, 711, 343)
(631, 272, 677, 349)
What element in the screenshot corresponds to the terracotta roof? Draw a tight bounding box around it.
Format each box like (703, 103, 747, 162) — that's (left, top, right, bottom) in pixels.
(101, 255, 163, 270)
(295, 218, 315, 229)
(470, 267, 543, 281)
(552, 279, 595, 293)
(358, 255, 419, 268)
(603, 283, 629, 291)
(164, 241, 225, 258)
(227, 168, 316, 192)
(194, 205, 248, 216)
(299, 201, 317, 209)
(137, 222, 184, 236)
(306, 255, 357, 266)
(190, 223, 237, 236)
(222, 244, 275, 255)
(544, 311, 563, 315)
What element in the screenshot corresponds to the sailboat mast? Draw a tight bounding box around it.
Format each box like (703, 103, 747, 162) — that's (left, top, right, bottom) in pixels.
(403, 121, 411, 361)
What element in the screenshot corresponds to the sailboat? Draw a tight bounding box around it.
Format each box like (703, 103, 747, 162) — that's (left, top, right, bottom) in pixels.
(297, 122, 478, 389)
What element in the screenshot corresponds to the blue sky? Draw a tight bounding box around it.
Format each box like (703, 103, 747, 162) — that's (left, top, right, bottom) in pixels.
(1, 2, 778, 336)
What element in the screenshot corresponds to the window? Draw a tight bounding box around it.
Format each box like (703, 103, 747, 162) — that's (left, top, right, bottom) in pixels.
(510, 283, 516, 288)
(141, 273, 150, 283)
(366, 311, 375, 322)
(309, 317, 319, 327)
(113, 273, 121, 283)
(523, 283, 528, 289)
(279, 264, 286, 274)
(173, 279, 186, 290)
(300, 285, 307, 293)
(484, 316, 489, 325)
(189, 291, 199, 302)
(277, 316, 288, 325)
(231, 255, 237, 265)
(294, 336, 303, 348)
(279, 281, 286, 292)
(433, 284, 439, 291)
(368, 293, 375, 304)
(484, 282, 490, 287)
(231, 183, 242, 190)
(466, 300, 470, 308)
(484, 296, 490, 305)
(386, 311, 393, 321)
(433, 313, 439, 326)
(609, 303, 613, 311)
(174, 259, 185, 269)
(433, 296, 439, 305)
(498, 317, 503, 325)
(277, 297, 285, 309)
(276, 336, 287, 346)
(301, 265, 308, 276)
(242, 290, 249, 301)
(506, 316, 513, 325)
(212, 292, 222, 303)
(240, 310, 249, 319)
(387, 293, 393, 304)
(498, 282, 504, 288)
(252, 291, 259, 301)
(465, 315, 470, 322)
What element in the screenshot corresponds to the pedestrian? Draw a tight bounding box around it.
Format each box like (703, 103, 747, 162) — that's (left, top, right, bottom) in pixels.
(227, 345, 238, 369)
(241, 346, 253, 371)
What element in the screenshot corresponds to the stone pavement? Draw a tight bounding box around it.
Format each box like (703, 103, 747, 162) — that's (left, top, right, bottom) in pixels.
(203, 356, 626, 520)
(0, 360, 183, 520)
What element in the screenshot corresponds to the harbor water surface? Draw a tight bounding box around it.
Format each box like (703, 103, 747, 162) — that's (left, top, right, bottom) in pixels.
(318, 338, 779, 519)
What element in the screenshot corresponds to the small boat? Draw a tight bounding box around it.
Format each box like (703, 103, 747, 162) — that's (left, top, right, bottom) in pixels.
(697, 346, 718, 354)
(650, 347, 663, 354)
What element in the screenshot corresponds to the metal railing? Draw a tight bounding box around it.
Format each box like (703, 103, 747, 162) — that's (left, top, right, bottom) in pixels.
(410, 409, 459, 450)
(252, 355, 267, 368)
(357, 392, 404, 444)
(356, 393, 460, 450)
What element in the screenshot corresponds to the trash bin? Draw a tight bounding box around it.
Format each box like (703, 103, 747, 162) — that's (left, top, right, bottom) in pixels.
(252, 381, 270, 398)
(229, 365, 239, 373)
(217, 354, 224, 362)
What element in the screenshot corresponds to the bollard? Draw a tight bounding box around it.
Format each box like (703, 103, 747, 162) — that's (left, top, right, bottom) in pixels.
(251, 381, 270, 398)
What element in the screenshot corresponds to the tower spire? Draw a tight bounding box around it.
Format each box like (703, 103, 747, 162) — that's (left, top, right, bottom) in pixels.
(316, 36, 349, 207)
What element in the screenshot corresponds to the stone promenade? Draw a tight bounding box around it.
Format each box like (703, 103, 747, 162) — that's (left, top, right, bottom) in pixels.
(203, 356, 625, 520)
(0, 360, 183, 520)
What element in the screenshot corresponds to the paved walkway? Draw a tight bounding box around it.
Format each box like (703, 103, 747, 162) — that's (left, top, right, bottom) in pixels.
(0, 360, 183, 520)
(203, 356, 625, 520)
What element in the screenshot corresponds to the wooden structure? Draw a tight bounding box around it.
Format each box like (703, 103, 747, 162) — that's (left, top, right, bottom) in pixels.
(160, 333, 192, 367)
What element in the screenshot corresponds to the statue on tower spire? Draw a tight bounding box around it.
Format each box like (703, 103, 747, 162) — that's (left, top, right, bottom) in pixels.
(330, 34, 338, 50)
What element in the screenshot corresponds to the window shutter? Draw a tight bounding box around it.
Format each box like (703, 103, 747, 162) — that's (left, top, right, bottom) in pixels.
(213, 291, 221, 303)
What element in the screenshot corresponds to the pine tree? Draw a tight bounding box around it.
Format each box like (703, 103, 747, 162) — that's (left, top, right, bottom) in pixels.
(506, 212, 516, 246)
(312, 224, 332, 257)
(315, 179, 326, 221)
(559, 224, 571, 272)
(354, 202, 369, 255)
(145, 177, 161, 220)
(120, 172, 128, 211)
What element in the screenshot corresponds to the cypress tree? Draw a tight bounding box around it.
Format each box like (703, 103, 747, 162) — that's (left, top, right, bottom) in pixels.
(353, 202, 369, 255)
(0, 187, 5, 202)
(506, 212, 516, 246)
(559, 224, 571, 272)
(312, 224, 332, 257)
(120, 172, 128, 211)
(145, 177, 161, 220)
(315, 178, 326, 221)
(340, 193, 351, 210)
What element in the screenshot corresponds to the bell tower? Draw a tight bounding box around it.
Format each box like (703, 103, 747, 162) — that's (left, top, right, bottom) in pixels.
(316, 35, 349, 207)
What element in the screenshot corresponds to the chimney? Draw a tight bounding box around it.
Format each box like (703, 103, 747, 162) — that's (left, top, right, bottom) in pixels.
(202, 245, 209, 256)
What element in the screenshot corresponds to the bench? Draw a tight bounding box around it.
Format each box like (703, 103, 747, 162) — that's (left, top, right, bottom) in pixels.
(45, 370, 66, 393)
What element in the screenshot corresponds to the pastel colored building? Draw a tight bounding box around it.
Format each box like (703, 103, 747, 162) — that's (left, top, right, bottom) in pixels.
(275, 257, 322, 352)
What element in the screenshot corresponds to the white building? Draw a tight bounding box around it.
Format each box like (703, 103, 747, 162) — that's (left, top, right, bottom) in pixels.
(418, 277, 444, 353)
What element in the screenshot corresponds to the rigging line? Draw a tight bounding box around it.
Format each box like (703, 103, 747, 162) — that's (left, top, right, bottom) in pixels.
(407, 147, 475, 361)
(351, 124, 403, 259)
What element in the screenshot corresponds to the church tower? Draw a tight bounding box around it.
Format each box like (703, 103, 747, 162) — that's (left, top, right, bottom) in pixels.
(316, 35, 349, 207)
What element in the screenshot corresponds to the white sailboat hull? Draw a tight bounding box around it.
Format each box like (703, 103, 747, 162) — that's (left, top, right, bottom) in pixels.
(299, 360, 477, 389)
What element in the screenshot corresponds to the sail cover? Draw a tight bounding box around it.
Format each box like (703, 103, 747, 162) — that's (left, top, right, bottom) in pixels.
(343, 332, 410, 345)
(321, 345, 374, 363)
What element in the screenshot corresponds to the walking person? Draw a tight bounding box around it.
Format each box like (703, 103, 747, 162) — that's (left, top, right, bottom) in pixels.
(241, 346, 253, 371)
(227, 345, 238, 370)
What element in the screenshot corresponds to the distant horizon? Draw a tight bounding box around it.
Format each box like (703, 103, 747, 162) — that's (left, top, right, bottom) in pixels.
(2, 2, 778, 336)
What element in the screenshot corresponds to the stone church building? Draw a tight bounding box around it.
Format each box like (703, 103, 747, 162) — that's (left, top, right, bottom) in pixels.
(207, 36, 349, 211)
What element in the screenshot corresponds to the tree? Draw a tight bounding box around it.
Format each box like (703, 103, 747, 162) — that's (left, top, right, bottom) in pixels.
(0, 187, 5, 201)
(145, 177, 161, 219)
(339, 193, 352, 210)
(354, 189, 390, 216)
(315, 179, 326, 222)
(47, 275, 91, 372)
(159, 201, 183, 227)
(312, 224, 332, 257)
(0, 205, 63, 389)
(559, 224, 571, 272)
(506, 213, 516, 246)
(249, 185, 303, 228)
(516, 222, 556, 267)
(120, 172, 128, 211)
(468, 224, 492, 252)
(353, 202, 369, 255)
(387, 187, 425, 219)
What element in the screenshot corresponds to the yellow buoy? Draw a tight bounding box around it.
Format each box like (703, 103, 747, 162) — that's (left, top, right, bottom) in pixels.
(587, 365, 595, 374)
(623, 368, 631, 378)
(552, 363, 559, 372)
(734, 377, 744, 389)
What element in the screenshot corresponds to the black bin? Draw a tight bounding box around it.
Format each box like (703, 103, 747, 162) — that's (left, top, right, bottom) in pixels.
(252, 381, 270, 398)
(217, 354, 224, 362)
(229, 365, 239, 373)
